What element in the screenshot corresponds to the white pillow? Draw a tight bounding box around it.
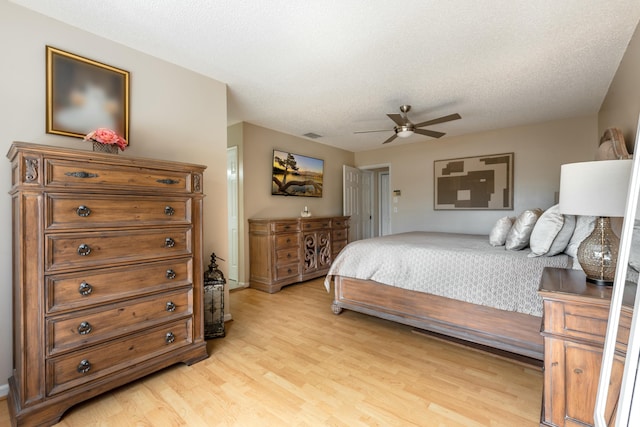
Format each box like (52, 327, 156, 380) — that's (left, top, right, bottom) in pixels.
(505, 208, 543, 251)
(565, 215, 596, 258)
(489, 216, 514, 246)
(547, 214, 576, 256)
(529, 205, 576, 257)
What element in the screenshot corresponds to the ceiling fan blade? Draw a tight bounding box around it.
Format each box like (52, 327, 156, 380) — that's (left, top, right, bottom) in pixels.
(415, 113, 461, 128)
(382, 134, 398, 144)
(414, 129, 446, 139)
(354, 129, 392, 134)
(387, 113, 406, 126)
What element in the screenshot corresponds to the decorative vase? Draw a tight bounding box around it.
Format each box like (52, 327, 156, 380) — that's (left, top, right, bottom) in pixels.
(92, 141, 119, 154)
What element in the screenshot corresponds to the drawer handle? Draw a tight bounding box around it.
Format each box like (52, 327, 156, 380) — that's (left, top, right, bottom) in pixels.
(287, 253, 291, 258)
(77, 359, 91, 374)
(166, 269, 176, 279)
(157, 178, 180, 185)
(164, 206, 175, 216)
(287, 268, 292, 273)
(574, 368, 583, 374)
(77, 321, 92, 335)
(78, 281, 93, 296)
(165, 332, 176, 344)
(77, 244, 91, 256)
(284, 225, 290, 230)
(76, 205, 91, 217)
(166, 301, 176, 312)
(65, 171, 98, 179)
(286, 238, 291, 243)
(164, 237, 175, 248)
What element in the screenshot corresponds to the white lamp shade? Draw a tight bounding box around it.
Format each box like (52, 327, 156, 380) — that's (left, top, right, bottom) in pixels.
(559, 159, 632, 217)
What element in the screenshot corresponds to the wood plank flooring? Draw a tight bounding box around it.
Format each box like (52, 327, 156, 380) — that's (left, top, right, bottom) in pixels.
(0, 278, 543, 426)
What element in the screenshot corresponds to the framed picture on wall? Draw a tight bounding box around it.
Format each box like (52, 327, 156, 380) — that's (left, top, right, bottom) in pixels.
(46, 46, 130, 141)
(434, 152, 514, 210)
(272, 150, 324, 197)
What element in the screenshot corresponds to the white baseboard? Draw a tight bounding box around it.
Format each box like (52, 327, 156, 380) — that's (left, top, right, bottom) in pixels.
(0, 383, 8, 398)
(224, 313, 233, 322)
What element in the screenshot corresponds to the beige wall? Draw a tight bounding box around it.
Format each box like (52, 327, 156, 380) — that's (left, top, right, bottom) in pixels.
(355, 116, 599, 235)
(240, 122, 355, 282)
(599, 20, 640, 152)
(0, 1, 228, 394)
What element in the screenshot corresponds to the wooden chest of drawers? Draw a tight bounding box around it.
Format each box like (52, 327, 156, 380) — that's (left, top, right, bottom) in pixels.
(248, 216, 349, 293)
(7, 142, 209, 426)
(539, 267, 636, 427)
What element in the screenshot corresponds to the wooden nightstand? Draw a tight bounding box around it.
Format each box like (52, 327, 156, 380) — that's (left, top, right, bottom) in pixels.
(538, 267, 636, 427)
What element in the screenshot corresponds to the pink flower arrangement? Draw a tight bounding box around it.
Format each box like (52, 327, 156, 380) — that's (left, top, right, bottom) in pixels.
(84, 128, 128, 151)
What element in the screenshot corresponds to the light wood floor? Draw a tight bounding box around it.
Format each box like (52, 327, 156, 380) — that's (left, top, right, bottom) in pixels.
(0, 278, 543, 426)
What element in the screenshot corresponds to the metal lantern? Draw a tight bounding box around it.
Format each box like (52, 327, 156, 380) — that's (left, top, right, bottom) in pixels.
(204, 252, 226, 339)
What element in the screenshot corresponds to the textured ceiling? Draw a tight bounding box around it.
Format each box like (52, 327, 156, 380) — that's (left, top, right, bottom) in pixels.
(12, 0, 640, 152)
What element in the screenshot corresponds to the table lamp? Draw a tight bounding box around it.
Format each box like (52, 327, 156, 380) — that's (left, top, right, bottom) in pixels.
(559, 159, 633, 285)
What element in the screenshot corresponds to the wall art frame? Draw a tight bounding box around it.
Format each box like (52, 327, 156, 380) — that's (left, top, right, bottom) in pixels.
(46, 46, 130, 141)
(434, 152, 514, 210)
(272, 149, 324, 197)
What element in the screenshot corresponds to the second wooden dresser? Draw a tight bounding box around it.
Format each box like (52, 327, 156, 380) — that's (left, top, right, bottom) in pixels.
(248, 216, 349, 293)
(7, 142, 209, 426)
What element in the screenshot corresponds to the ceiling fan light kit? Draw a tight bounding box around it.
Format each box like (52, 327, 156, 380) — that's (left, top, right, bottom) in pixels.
(357, 105, 461, 144)
(396, 125, 414, 138)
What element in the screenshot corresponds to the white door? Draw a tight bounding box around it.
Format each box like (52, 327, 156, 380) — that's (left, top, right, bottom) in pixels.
(380, 172, 391, 235)
(343, 165, 362, 242)
(343, 165, 374, 242)
(362, 170, 373, 239)
(226, 147, 239, 286)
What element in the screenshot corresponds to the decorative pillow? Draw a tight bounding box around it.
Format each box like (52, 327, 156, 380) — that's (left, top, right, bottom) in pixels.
(529, 205, 576, 257)
(565, 215, 596, 258)
(547, 214, 576, 256)
(489, 216, 514, 246)
(505, 208, 543, 251)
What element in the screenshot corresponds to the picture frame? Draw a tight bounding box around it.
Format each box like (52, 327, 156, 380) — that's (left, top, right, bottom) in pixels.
(434, 152, 514, 210)
(46, 46, 130, 141)
(272, 150, 324, 197)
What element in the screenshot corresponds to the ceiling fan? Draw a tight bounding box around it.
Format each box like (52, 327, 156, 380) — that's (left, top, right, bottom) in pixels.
(355, 105, 461, 144)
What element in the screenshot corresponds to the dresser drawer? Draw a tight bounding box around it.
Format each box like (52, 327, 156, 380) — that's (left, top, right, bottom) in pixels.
(46, 228, 191, 272)
(332, 218, 349, 228)
(45, 159, 194, 193)
(332, 240, 348, 255)
(274, 233, 299, 249)
(273, 221, 300, 233)
(301, 219, 331, 230)
(275, 263, 300, 280)
(46, 318, 193, 396)
(46, 258, 192, 313)
(332, 228, 347, 241)
(47, 288, 192, 356)
(46, 194, 191, 229)
(544, 300, 611, 344)
(276, 247, 299, 263)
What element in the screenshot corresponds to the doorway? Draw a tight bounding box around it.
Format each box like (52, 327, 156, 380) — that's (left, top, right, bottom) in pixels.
(226, 146, 240, 289)
(343, 164, 391, 241)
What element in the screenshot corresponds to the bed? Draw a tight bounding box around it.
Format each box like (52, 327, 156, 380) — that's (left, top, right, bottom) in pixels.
(324, 231, 574, 361)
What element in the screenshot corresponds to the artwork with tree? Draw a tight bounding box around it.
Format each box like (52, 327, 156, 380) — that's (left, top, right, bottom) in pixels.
(272, 150, 323, 197)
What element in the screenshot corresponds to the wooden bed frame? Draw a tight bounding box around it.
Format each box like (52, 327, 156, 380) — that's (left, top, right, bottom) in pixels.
(331, 276, 544, 361)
